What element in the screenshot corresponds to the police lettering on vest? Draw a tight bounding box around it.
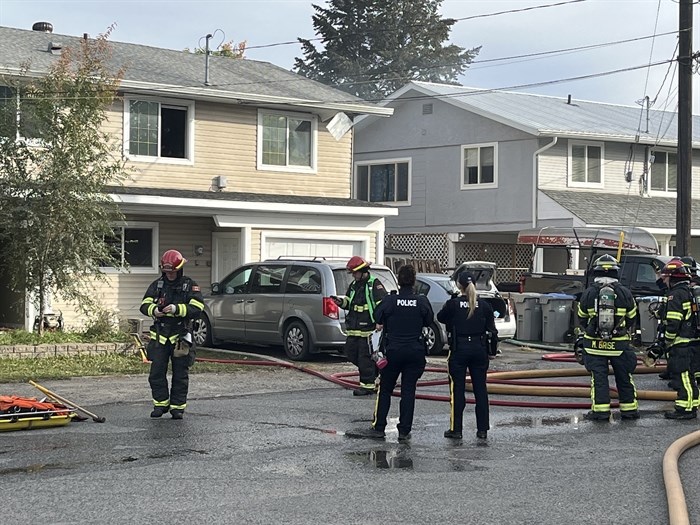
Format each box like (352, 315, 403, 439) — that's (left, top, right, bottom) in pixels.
(397, 299, 417, 307)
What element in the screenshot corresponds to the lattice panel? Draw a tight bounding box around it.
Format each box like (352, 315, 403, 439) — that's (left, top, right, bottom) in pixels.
(455, 242, 532, 283)
(385, 233, 449, 269)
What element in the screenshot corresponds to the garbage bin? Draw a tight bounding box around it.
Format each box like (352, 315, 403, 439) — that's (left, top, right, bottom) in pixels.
(539, 293, 576, 343)
(636, 296, 662, 344)
(513, 293, 543, 341)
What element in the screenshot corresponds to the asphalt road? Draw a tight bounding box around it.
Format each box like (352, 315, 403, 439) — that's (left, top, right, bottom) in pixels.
(1, 343, 699, 525)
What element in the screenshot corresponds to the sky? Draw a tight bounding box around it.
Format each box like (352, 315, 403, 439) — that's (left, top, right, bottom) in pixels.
(0, 0, 695, 109)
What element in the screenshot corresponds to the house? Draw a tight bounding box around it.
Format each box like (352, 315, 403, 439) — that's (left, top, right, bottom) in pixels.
(353, 80, 700, 283)
(0, 24, 396, 330)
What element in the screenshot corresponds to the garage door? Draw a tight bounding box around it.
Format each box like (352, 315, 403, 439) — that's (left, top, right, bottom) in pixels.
(265, 238, 363, 259)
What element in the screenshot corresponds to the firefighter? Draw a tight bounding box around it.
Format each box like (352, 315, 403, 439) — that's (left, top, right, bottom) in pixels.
(654, 258, 700, 419)
(331, 256, 387, 396)
(577, 254, 639, 421)
(361, 264, 434, 441)
(437, 271, 498, 440)
(140, 249, 204, 419)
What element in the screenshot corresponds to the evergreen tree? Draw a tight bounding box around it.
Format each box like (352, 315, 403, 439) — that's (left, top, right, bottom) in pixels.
(0, 27, 127, 333)
(294, 0, 480, 100)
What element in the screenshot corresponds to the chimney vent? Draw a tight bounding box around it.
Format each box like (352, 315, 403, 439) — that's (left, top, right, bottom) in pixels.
(47, 42, 63, 54)
(567, 94, 572, 105)
(32, 21, 53, 33)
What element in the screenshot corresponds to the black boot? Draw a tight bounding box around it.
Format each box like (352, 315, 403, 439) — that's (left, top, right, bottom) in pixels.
(170, 409, 184, 420)
(621, 410, 640, 420)
(353, 388, 374, 397)
(664, 410, 697, 420)
(476, 430, 488, 439)
(584, 411, 611, 421)
(444, 429, 463, 439)
(150, 406, 169, 418)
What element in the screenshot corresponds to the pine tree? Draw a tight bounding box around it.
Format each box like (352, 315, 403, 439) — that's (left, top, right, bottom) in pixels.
(294, 0, 480, 100)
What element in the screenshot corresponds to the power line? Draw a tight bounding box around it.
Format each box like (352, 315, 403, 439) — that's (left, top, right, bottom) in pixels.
(245, 0, 589, 52)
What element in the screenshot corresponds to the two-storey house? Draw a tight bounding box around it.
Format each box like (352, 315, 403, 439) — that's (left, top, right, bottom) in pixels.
(0, 24, 395, 330)
(354, 80, 700, 282)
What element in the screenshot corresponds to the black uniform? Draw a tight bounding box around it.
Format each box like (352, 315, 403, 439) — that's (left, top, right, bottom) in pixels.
(140, 272, 205, 413)
(339, 274, 387, 392)
(437, 296, 497, 435)
(371, 286, 433, 435)
(662, 280, 700, 413)
(577, 278, 638, 416)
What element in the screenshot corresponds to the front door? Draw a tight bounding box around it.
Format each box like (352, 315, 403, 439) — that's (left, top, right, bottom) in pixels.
(213, 232, 241, 283)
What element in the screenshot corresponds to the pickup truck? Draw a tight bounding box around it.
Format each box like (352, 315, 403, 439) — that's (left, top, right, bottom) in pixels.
(519, 254, 671, 298)
(516, 227, 670, 298)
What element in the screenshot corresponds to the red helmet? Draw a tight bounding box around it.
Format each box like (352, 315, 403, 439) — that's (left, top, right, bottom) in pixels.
(160, 249, 187, 272)
(660, 257, 691, 279)
(346, 255, 370, 273)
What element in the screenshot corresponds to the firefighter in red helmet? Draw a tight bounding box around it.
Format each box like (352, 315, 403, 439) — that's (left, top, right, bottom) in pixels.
(655, 257, 700, 419)
(331, 256, 387, 395)
(140, 249, 204, 419)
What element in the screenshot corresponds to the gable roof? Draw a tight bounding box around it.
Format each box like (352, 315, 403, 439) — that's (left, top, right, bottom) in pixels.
(0, 25, 392, 117)
(378, 80, 700, 146)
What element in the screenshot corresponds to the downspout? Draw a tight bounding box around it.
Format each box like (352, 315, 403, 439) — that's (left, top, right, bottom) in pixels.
(531, 137, 558, 272)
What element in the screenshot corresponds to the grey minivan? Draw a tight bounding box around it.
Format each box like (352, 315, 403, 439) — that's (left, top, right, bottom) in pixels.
(192, 258, 398, 360)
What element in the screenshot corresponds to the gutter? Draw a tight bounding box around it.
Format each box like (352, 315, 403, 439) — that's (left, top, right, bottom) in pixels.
(532, 137, 558, 228)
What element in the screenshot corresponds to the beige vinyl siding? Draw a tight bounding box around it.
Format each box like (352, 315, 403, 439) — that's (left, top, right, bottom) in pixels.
(53, 215, 214, 330)
(111, 99, 352, 197)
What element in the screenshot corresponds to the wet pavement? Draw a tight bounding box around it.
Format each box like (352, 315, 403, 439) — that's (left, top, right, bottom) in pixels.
(1, 343, 699, 524)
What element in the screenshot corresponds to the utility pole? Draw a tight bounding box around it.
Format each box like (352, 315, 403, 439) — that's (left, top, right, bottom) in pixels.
(676, 0, 692, 255)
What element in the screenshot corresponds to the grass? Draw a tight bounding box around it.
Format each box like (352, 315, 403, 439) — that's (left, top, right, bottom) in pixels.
(0, 348, 252, 383)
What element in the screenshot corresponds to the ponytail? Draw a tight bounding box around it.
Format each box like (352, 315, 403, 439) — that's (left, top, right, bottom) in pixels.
(458, 280, 478, 318)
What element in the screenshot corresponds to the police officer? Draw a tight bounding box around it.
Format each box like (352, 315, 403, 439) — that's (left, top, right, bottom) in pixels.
(655, 258, 700, 419)
(140, 249, 204, 419)
(437, 271, 498, 440)
(362, 264, 433, 441)
(577, 254, 639, 421)
(332, 256, 387, 396)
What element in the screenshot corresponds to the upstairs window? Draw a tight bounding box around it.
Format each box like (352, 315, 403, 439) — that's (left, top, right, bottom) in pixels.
(0, 85, 42, 142)
(461, 143, 497, 189)
(650, 150, 677, 193)
(355, 159, 410, 203)
(257, 110, 317, 172)
(124, 97, 194, 162)
(569, 142, 603, 187)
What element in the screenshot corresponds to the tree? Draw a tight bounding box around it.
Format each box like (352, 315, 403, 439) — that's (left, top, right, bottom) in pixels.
(294, 0, 480, 101)
(186, 40, 247, 59)
(0, 27, 127, 334)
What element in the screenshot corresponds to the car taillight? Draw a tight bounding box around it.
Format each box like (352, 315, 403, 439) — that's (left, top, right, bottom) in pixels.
(323, 297, 339, 319)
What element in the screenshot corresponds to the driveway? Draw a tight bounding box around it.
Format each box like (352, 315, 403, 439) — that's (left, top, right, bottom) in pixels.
(0, 343, 697, 525)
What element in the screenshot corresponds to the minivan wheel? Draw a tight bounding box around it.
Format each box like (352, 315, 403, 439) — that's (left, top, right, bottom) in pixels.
(423, 323, 443, 355)
(284, 321, 313, 361)
(192, 314, 213, 348)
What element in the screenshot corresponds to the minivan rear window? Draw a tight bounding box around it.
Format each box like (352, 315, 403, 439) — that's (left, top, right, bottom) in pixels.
(333, 268, 398, 295)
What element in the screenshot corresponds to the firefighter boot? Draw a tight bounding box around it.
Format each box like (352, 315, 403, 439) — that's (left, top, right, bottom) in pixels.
(150, 405, 169, 418)
(170, 409, 184, 420)
(584, 411, 611, 421)
(444, 430, 463, 440)
(664, 409, 697, 420)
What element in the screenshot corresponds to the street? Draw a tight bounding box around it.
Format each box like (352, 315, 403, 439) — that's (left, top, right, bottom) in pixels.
(1, 344, 698, 525)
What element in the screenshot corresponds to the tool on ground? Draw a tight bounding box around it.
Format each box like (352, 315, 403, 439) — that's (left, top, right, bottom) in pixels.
(29, 380, 106, 423)
(131, 333, 151, 363)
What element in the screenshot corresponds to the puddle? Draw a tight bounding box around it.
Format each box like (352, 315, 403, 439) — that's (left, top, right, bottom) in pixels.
(497, 415, 580, 428)
(346, 449, 487, 472)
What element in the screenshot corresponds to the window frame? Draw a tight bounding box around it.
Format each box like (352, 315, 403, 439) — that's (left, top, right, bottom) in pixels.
(648, 148, 677, 195)
(354, 157, 412, 205)
(460, 142, 498, 190)
(0, 84, 43, 146)
(100, 221, 159, 274)
(256, 109, 318, 173)
(567, 141, 604, 188)
(122, 95, 195, 165)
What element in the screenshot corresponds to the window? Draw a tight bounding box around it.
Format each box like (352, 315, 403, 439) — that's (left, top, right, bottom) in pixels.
(221, 266, 253, 295)
(355, 159, 410, 203)
(569, 142, 603, 186)
(257, 110, 317, 171)
(0, 85, 42, 142)
(650, 150, 677, 192)
(124, 97, 194, 162)
(101, 222, 158, 273)
(286, 265, 322, 294)
(461, 143, 497, 189)
(249, 265, 287, 294)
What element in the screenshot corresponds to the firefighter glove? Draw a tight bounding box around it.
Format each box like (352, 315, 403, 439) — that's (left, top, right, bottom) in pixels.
(574, 337, 585, 365)
(646, 341, 666, 361)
